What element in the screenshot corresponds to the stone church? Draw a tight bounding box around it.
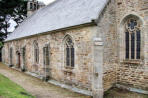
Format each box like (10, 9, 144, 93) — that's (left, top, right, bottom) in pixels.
(2, 0, 148, 97)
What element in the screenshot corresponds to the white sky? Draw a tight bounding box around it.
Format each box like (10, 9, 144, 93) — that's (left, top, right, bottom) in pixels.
(37, 0, 56, 5)
(8, 19, 17, 32)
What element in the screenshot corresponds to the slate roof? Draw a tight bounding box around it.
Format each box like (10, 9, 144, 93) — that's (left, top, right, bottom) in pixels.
(6, 0, 108, 41)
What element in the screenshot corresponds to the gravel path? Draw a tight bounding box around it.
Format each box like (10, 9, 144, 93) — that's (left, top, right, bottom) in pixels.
(0, 63, 91, 98)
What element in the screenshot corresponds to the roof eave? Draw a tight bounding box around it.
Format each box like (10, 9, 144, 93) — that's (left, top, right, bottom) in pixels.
(4, 21, 97, 43)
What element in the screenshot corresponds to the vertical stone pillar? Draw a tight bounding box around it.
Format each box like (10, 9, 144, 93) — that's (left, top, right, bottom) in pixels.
(92, 38, 104, 98)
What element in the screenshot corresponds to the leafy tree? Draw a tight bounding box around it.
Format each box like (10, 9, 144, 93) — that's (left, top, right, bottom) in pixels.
(0, 0, 27, 42)
(12, 0, 27, 27)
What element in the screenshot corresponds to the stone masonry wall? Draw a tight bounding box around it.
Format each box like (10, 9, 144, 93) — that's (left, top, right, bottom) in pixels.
(96, 0, 118, 91)
(3, 0, 148, 93)
(3, 26, 97, 90)
(116, 0, 148, 90)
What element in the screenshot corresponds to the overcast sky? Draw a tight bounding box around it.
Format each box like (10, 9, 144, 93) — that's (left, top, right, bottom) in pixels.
(37, 0, 56, 5)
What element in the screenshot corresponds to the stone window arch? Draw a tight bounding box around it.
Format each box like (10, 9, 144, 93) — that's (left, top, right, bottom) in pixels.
(34, 41, 39, 63)
(125, 18, 141, 59)
(64, 35, 75, 67)
(30, 3, 33, 10)
(119, 15, 143, 61)
(9, 47, 13, 65)
(43, 44, 50, 66)
(43, 43, 50, 79)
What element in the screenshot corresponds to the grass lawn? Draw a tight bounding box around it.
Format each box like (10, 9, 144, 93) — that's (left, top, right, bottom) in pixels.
(0, 74, 34, 98)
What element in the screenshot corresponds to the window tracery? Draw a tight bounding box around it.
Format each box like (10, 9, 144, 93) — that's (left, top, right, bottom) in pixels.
(34, 41, 39, 63)
(64, 36, 74, 67)
(125, 18, 141, 59)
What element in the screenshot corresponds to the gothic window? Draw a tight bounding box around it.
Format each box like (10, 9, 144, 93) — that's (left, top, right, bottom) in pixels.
(22, 47, 26, 65)
(30, 3, 33, 10)
(9, 47, 13, 65)
(34, 4, 37, 10)
(125, 19, 141, 59)
(34, 41, 39, 63)
(64, 36, 74, 67)
(43, 45, 50, 66)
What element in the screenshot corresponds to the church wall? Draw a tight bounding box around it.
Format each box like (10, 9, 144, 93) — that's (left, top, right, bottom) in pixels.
(116, 0, 148, 90)
(3, 0, 148, 94)
(96, 0, 118, 91)
(3, 26, 97, 90)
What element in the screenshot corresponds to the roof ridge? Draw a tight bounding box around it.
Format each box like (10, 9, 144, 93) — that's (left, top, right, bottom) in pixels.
(46, 0, 60, 7)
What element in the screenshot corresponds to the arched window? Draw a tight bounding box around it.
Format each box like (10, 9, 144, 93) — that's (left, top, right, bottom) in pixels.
(30, 3, 33, 10)
(34, 41, 39, 63)
(43, 44, 50, 66)
(9, 47, 13, 65)
(34, 4, 37, 10)
(64, 36, 74, 67)
(125, 18, 141, 59)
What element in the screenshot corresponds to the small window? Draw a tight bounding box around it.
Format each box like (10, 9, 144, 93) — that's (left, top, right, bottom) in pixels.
(9, 47, 13, 65)
(64, 36, 75, 67)
(34, 4, 37, 10)
(30, 3, 33, 10)
(22, 47, 26, 64)
(43, 45, 50, 66)
(34, 41, 39, 63)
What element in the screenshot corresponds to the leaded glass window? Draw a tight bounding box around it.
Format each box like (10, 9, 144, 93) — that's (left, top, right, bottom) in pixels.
(34, 41, 39, 63)
(10, 48, 13, 65)
(22, 47, 26, 65)
(43, 45, 50, 66)
(125, 19, 141, 59)
(65, 36, 74, 67)
(136, 30, 141, 59)
(30, 3, 33, 10)
(125, 32, 129, 59)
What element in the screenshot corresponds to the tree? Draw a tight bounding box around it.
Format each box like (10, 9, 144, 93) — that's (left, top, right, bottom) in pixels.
(12, 0, 27, 27)
(0, 0, 27, 42)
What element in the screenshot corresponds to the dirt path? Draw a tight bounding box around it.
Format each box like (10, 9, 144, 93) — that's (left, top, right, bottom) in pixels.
(0, 63, 91, 98)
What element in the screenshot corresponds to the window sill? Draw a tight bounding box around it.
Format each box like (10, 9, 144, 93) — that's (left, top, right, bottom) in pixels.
(65, 66, 74, 69)
(63, 66, 74, 74)
(121, 59, 142, 65)
(42, 67, 51, 70)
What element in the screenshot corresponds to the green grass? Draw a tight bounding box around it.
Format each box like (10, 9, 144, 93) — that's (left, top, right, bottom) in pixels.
(0, 74, 35, 98)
